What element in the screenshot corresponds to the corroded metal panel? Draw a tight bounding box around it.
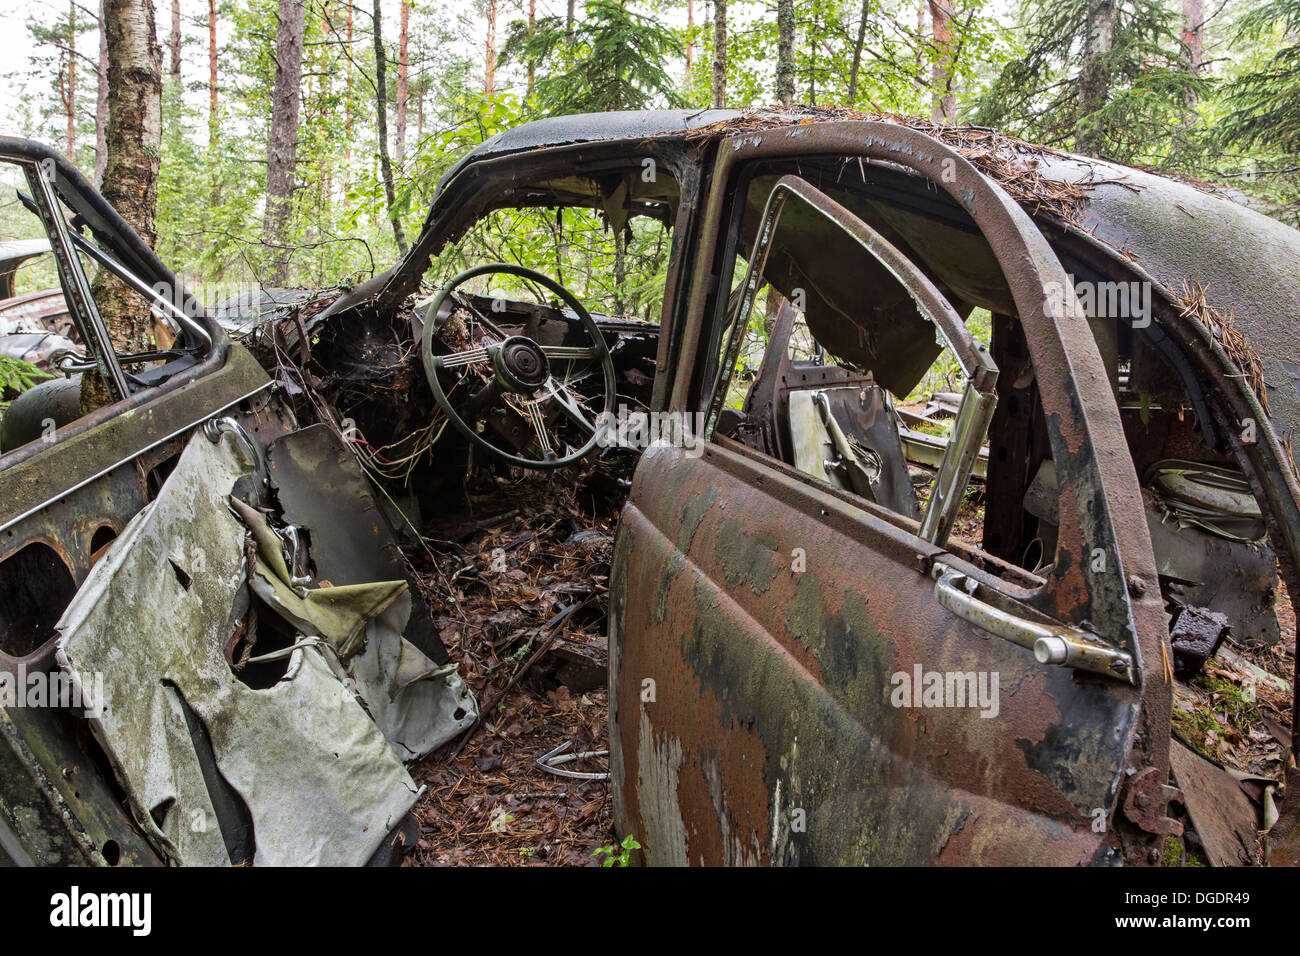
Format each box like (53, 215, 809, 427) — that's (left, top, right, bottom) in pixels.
(611, 441, 1140, 865)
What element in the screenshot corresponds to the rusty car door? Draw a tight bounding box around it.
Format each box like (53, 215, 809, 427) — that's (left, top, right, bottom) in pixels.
(609, 122, 1172, 866)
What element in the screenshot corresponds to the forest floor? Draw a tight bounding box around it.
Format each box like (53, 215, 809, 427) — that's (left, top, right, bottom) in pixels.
(395, 464, 1296, 866)
(401, 461, 629, 866)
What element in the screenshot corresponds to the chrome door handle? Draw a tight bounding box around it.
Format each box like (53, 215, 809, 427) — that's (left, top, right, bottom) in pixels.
(932, 562, 1135, 683)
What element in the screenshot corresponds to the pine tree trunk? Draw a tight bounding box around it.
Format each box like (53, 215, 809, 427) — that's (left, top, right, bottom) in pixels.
(395, 0, 409, 166)
(566, 0, 575, 40)
(1078, 0, 1115, 157)
(776, 0, 795, 107)
(929, 0, 955, 122)
(1181, 0, 1204, 74)
(373, 0, 408, 254)
(484, 0, 497, 96)
(64, 2, 76, 160)
(712, 0, 727, 108)
(208, 0, 218, 140)
(848, 0, 869, 104)
(264, 0, 305, 285)
(343, 2, 353, 201)
(914, 0, 926, 92)
(526, 0, 536, 96)
(95, 0, 108, 186)
(685, 0, 694, 77)
(169, 0, 182, 83)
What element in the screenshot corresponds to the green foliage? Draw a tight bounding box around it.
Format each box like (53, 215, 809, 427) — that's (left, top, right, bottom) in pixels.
(975, 0, 1204, 165)
(1219, 0, 1300, 153)
(0, 356, 52, 408)
(8, 0, 1300, 298)
(503, 0, 684, 114)
(592, 833, 641, 866)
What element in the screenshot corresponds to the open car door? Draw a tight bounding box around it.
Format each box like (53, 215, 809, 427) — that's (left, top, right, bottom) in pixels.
(608, 124, 1174, 866)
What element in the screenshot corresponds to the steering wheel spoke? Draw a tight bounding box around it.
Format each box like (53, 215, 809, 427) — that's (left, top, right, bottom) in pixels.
(436, 346, 490, 369)
(542, 377, 598, 434)
(540, 344, 600, 362)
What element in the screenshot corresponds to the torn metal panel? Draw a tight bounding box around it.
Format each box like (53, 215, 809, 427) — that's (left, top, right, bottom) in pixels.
(263, 424, 477, 758)
(55, 433, 421, 866)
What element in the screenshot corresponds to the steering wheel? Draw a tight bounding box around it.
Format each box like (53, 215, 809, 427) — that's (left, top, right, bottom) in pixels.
(420, 263, 617, 469)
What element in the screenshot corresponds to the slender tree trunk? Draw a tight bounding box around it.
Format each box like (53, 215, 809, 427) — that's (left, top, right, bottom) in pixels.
(373, 0, 408, 254)
(484, 0, 497, 96)
(1181, 0, 1204, 72)
(63, 2, 76, 160)
(929, 0, 955, 122)
(848, 0, 869, 105)
(566, 0, 575, 40)
(807, 4, 817, 104)
(526, 0, 536, 96)
(1078, 0, 1115, 157)
(614, 230, 625, 316)
(1180, 0, 1204, 106)
(169, 0, 182, 83)
(712, 0, 726, 108)
(914, 0, 926, 92)
(685, 0, 694, 77)
(776, 0, 795, 107)
(343, 2, 353, 200)
(208, 0, 218, 140)
(93, 0, 162, 397)
(264, 0, 305, 285)
(395, 0, 409, 165)
(95, 0, 108, 185)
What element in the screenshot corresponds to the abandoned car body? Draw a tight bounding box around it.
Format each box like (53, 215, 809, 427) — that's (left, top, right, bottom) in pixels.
(1, 107, 1298, 866)
(363, 109, 1296, 866)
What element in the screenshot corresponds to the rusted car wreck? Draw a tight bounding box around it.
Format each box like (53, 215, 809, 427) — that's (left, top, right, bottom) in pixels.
(1, 108, 1298, 867)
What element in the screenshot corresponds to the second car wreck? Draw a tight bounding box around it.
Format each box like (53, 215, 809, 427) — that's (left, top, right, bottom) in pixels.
(1, 106, 1298, 867)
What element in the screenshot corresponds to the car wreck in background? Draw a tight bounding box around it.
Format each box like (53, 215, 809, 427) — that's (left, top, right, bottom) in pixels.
(0, 139, 476, 865)
(2, 105, 1298, 867)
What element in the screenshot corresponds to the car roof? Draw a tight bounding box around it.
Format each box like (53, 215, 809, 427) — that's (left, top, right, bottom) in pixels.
(438, 109, 1299, 438)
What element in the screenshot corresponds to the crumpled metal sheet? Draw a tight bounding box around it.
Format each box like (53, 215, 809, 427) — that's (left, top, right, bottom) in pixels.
(263, 424, 478, 758)
(230, 495, 475, 760)
(54, 432, 421, 866)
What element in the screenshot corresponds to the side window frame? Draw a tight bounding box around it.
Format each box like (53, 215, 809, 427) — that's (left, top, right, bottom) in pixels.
(6, 153, 129, 401)
(703, 173, 999, 549)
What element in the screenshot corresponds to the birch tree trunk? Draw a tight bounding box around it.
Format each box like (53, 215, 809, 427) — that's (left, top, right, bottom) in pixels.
(86, 0, 162, 410)
(264, 0, 305, 285)
(373, 0, 408, 254)
(396, 0, 409, 166)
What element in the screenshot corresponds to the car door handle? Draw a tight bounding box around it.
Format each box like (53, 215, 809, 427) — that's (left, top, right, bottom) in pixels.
(932, 562, 1135, 683)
